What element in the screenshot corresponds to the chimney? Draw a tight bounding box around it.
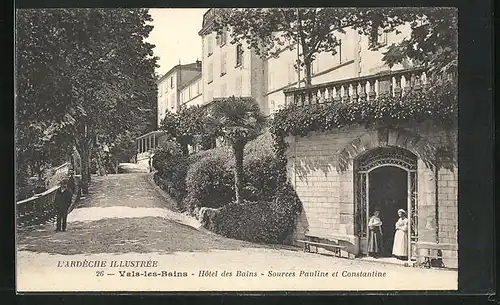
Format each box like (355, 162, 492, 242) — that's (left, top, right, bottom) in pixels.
(195, 59, 202, 70)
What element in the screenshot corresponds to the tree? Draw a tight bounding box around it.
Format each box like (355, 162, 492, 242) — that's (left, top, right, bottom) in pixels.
(214, 8, 457, 87)
(16, 9, 158, 193)
(214, 8, 354, 87)
(350, 8, 458, 77)
(159, 105, 221, 155)
(170, 106, 205, 155)
(209, 97, 266, 204)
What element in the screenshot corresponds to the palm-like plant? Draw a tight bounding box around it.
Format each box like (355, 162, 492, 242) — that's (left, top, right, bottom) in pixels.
(209, 96, 267, 204)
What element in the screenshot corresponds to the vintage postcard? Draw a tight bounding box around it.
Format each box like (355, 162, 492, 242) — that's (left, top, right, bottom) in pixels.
(15, 7, 458, 292)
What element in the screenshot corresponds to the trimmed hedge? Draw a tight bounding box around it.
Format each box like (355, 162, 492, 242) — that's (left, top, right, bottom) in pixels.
(199, 183, 302, 244)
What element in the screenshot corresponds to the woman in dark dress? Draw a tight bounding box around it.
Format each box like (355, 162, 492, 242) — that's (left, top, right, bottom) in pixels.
(367, 210, 383, 258)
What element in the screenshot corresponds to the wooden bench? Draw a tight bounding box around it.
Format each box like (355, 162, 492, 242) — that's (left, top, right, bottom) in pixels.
(422, 254, 445, 268)
(296, 239, 349, 258)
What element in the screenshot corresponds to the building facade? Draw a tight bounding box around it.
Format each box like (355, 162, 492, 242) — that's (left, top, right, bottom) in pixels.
(157, 61, 202, 125)
(199, 9, 266, 110)
(180, 75, 203, 108)
(137, 61, 203, 168)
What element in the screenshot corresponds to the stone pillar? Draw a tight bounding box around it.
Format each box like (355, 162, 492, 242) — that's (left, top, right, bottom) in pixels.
(416, 159, 437, 261)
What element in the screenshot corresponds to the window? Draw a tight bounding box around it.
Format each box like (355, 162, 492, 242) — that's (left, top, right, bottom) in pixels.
(370, 26, 388, 47)
(236, 44, 244, 67)
(220, 52, 227, 76)
(196, 80, 200, 95)
(216, 30, 227, 46)
(378, 31, 388, 46)
(207, 36, 214, 57)
(159, 84, 163, 97)
(207, 62, 213, 83)
(188, 86, 192, 99)
(170, 76, 174, 89)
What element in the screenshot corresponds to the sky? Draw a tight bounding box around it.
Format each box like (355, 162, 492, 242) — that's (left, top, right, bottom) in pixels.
(147, 8, 207, 77)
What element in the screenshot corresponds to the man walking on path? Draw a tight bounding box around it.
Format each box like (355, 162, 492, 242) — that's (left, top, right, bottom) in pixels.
(55, 179, 72, 232)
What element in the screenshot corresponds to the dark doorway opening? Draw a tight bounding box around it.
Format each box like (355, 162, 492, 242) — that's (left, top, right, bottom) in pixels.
(368, 166, 407, 257)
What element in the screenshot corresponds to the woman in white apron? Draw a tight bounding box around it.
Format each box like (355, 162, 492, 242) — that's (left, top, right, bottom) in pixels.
(392, 209, 408, 260)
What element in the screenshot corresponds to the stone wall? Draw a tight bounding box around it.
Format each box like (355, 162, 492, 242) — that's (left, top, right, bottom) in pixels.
(288, 121, 458, 268)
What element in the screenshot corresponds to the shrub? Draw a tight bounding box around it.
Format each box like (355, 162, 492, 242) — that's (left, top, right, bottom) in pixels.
(184, 132, 287, 209)
(184, 148, 234, 209)
(153, 132, 304, 245)
(200, 182, 302, 244)
(152, 141, 189, 202)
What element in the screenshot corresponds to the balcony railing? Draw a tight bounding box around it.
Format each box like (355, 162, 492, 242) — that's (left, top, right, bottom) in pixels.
(283, 67, 447, 106)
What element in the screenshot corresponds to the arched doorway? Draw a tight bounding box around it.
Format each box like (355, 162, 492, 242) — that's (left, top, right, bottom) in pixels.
(355, 147, 418, 261)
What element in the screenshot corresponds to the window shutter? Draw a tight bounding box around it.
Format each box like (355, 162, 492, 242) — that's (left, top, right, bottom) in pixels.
(236, 44, 243, 66)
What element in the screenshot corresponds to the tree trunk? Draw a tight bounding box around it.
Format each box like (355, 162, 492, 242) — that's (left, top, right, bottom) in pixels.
(232, 143, 245, 205)
(80, 146, 91, 194)
(181, 142, 189, 156)
(76, 137, 93, 195)
(304, 60, 312, 87)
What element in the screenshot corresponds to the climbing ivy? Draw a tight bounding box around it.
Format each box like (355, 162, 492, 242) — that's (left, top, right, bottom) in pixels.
(270, 80, 458, 175)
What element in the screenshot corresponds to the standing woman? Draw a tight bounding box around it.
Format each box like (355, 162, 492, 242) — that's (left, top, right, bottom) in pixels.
(367, 210, 383, 258)
(392, 209, 408, 260)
